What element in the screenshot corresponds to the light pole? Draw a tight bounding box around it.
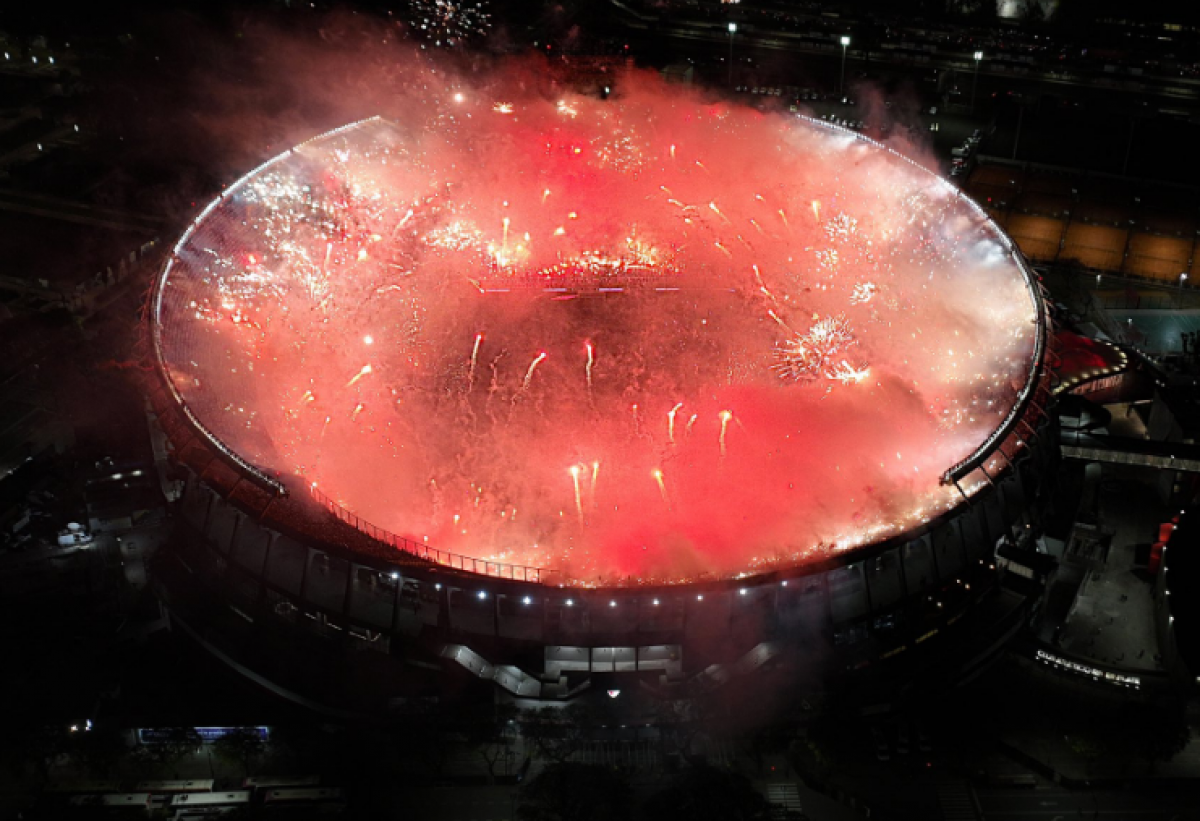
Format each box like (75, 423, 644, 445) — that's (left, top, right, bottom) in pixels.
(1180, 272, 1189, 307)
(840, 36, 851, 97)
(972, 51, 983, 112)
(728, 23, 737, 87)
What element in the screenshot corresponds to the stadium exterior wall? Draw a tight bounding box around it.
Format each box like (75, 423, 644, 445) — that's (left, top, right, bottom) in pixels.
(149, 389, 1059, 705)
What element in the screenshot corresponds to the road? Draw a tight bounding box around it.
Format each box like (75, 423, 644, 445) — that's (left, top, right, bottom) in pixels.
(407, 785, 514, 821)
(977, 787, 1200, 820)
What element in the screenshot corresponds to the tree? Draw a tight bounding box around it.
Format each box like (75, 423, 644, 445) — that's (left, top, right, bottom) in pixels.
(1064, 732, 1105, 762)
(652, 699, 707, 763)
(133, 727, 202, 776)
(1137, 712, 1190, 771)
(791, 709, 842, 782)
(1108, 704, 1191, 775)
(517, 762, 632, 821)
(399, 698, 460, 780)
(69, 727, 128, 778)
(641, 765, 772, 821)
(518, 704, 597, 764)
(265, 723, 324, 773)
(212, 727, 268, 777)
(5, 723, 71, 786)
(466, 702, 519, 783)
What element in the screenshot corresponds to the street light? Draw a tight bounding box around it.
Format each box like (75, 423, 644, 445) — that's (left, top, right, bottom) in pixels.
(728, 23, 737, 87)
(840, 36, 851, 97)
(1179, 272, 1189, 307)
(972, 51, 983, 111)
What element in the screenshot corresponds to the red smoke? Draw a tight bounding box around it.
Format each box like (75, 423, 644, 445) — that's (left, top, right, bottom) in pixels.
(157, 49, 1037, 585)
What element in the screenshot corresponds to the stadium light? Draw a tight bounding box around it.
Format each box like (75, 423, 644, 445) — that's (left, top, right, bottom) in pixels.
(727, 24, 737, 87)
(840, 37, 851, 96)
(972, 51, 983, 110)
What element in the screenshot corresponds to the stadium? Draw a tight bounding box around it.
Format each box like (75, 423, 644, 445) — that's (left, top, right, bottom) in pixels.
(145, 86, 1057, 710)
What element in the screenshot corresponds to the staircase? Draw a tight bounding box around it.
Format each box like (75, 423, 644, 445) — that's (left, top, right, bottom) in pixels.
(766, 781, 803, 818)
(935, 779, 979, 821)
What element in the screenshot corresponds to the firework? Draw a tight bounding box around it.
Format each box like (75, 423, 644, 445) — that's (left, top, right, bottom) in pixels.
(653, 469, 670, 510)
(584, 342, 594, 395)
(570, 464, 584, 527)
(667, 402, 683, 444)
(719, 410, 733, 459)
(157, 82, 1040, 585)
(773, 315, 864, 384)
(468, 333, 483, 388)
(407, 0, 491, 48)
(345, 364, 373, 387)
(522, 352, 546, 391)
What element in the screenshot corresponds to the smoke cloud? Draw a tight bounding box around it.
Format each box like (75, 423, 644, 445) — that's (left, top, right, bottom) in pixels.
(153, 22, 1036, 585)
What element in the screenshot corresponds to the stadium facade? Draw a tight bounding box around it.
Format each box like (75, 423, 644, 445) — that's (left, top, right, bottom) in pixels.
(144, 116, 1059, 715)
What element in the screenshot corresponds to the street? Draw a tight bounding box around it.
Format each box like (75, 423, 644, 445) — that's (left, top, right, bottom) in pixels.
(977, 787, 1200, 820)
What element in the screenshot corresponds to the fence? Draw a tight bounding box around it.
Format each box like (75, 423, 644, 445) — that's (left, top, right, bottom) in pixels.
(308, 484, 554, 584)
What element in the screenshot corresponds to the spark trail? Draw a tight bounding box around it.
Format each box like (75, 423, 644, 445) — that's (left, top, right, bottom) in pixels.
(653, 469, 670, 510)
(522, 352, 546, 391)
(345, 364, 372, 387)
(585, 342, 594, 395)
(667, 403, 683, 444)
(570, 464, 584, 527)
(468, 333, 483, 389)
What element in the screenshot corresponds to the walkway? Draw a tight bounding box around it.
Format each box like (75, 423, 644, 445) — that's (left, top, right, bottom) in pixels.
(1060, 430, 1200, 473)
(1054, 477, 1165, 671)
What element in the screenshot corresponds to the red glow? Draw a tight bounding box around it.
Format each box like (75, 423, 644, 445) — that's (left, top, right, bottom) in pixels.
(158, 71, 1037, 584)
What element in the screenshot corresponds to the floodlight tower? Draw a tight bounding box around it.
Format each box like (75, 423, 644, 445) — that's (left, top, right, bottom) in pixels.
(972, 51, 984, 111)
(728, 23, 738, 87)
(840, 36, 851, 97)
